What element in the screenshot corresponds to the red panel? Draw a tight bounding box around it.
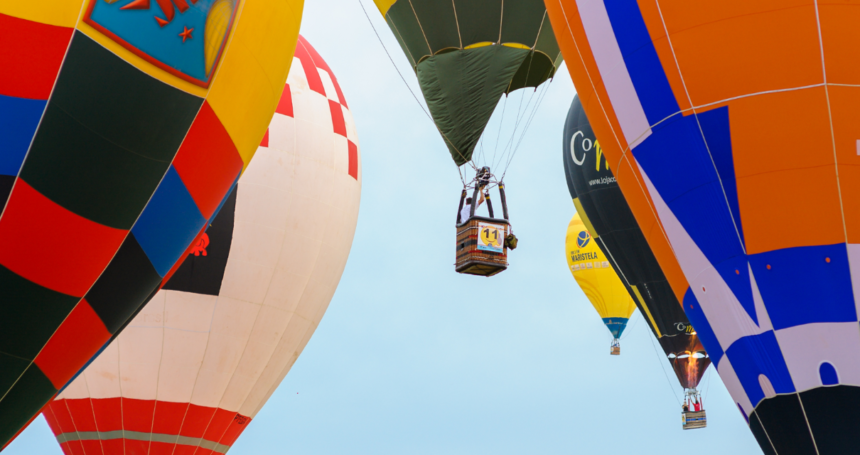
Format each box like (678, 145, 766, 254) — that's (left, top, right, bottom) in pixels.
(275, 84, 293, 117)
(149, 441, 177, 455)
(65, 440, 84, 455)
(172, 444, 198, 455)
(58, 442, 76, 455)
(42, 405, 63, 435)
(46, 400, 75, 434)
(329, 100, 345, 137)
(177, 404, 216, 438)
(298, 36, 348, 108)
(65, 399, 97, 432)
(79, 440, 103, 454)
(348, 141, 358, 180)
(218, 414, 251, 447)
(152, 400, 189, 435)
(35, 299, 110, 388)
(0, 14, 73, 100)
(172, 101, 243, 220)
(201, 408, 233, 442)
(293, 39, 325, 96)
(121, 397, 155, 433)
(259, 128, 269, 147)
(195, 449, 215, 455)
(0, 180, 127, 296)
(123, 439, 149, 455)
(100, 439, 123, 454)
(92, 397, 122, 432)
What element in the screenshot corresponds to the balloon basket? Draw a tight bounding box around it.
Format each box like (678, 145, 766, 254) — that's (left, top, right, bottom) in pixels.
(682, 410, 707, 430)
(455, 217, 509, 277)
(610, 338, 620, 355)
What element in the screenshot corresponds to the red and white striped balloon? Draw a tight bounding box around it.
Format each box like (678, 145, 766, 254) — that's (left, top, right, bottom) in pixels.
(42, 35, 361, 455)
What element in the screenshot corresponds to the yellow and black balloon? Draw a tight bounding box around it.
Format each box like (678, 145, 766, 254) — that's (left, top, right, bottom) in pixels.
(566, 213, 636, 345)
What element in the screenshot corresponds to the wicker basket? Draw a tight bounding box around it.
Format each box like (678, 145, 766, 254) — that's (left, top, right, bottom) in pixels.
(682, 410, 707, 430)
(455, 216, 509, 276)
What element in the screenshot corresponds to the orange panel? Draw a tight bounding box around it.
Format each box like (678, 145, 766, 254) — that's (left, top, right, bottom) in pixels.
(827, 85, 860, 241)
(662, 3, 822, 107)
(730, 87, 833, 178)
(819, 4, 860, 85)
(738, 166, 843, 254)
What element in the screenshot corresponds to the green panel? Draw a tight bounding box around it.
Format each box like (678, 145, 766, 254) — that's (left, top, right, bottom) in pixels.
(20, 32, 203, 229)
(0, 365, 57, 448)
(0, 264, 79, 361)
(386, 1, 431, 68)
(0, 353, 29, 402)
(451, 0, 501, 47)
(500, 0, 547, 46)
(408, 0, 460, 53)
(417, 46, 528, 166)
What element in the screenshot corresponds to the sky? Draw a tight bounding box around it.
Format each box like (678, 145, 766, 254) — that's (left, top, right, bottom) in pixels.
(7, 1, 764, 453)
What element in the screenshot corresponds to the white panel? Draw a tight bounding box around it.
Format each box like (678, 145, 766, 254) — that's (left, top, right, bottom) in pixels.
(77, 341, 121, 399)
(285, 56, 307, 90)
(156, 329, 210, 403)
(164, 291, 217, 332)
(638, 162, 765, 350)
(242, 147, 293, 194)
(775, 322, 860, 391)
(317, 68, 340, 103)
(333, 133, 349, 176)
(848, 244, 860, 319)
(343, 108, 358, 143)
(575, 0, 652, 148)
(267, 114, 296, 154)
(117, 327, 163, 400)
(234, 184, 291, 231)
(716, 356, 754, 416)
(190, 296, 260, 408)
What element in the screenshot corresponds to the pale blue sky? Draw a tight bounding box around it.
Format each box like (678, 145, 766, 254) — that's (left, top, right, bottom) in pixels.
(7, 1, 762, 453)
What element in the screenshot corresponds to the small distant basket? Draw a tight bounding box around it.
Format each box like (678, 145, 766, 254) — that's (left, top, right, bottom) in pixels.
(610, 338, 621, 356)
(682, 410, 707, 430)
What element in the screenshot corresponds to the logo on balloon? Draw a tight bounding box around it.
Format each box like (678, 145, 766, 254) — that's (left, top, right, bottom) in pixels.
(83, 0, 241, 87)
(577, 230, 591, 248)
(570, 131, 609, 171)
(189, 233, 210, 256)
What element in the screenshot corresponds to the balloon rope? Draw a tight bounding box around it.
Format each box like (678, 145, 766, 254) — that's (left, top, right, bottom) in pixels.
(500, 79, 551, 181)
(357, 0, 474, 181)
(645, 328, 683, 406)
(619, 308, 641, 341)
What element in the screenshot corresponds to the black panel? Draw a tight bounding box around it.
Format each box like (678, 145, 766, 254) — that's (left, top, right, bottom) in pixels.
(799, 385, 860, 454)
(0, 364, 57, 448)
(748, 412, 777, 455)
(163, 186, 237, 296)
(0, 175, 14, 210)
(20, 31, 202, 230)
(0, 352, 29, 403)
(563, 95, 697, 356)
(0, 264, 79, 361)
(753, 393, 818, 455)
(84, 233, 163, 334)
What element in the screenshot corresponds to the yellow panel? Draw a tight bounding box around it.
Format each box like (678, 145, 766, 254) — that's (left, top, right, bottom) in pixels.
(207, 0, 304, 169)
(1, 0, 83, 28)
(374, 0, 398, 16)
(630, 285, 661, 338)
(572, 198, 598, 239)
(76, 21, 208, 98)
(566, 213, 636, 323)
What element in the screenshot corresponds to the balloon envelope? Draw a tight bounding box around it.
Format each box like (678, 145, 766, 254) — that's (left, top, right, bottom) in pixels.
(373, 0, 562, 166)
(566, 213, 635, 339)
(547, 1, 860, 452)
(40, 35, 357, 455)
(0, 0, 302, 446)
(563, 95, 709, 389)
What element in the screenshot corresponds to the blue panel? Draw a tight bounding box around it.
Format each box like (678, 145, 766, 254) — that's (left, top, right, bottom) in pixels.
(682, 288, 724, 365)
(602, 317, 629, 338)
(0, 94, 46, 176)
(820, 362, 839, 386)
(132, 166, 206, 276)
(604, 0, 680, 124)
(714, 256, 757, 325)
(726, 331, 795, 407)
(697, 106, 745, 247)
(748, 244, 856, 330)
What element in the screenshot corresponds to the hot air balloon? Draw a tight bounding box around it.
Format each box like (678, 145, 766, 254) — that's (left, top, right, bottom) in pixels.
(41, 35, 360, 455)
(566, 213, 636, 355)
(547, 0, 860, 451)
(0, 0, 302, 446)
(372, 0, 562, 276)
(563, 95, 710, 427)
